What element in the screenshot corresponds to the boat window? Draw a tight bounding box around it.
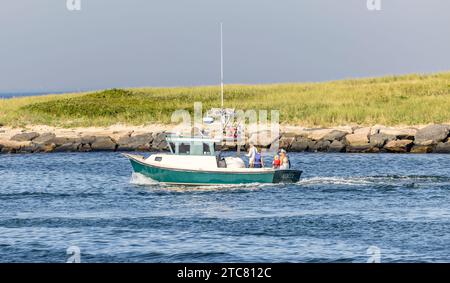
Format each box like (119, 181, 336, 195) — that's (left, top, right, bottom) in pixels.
(168, 142, 175, 154)
(154, 156, 162, 162)
(179, 143, 190, 155)
(203, 143, 211, 155)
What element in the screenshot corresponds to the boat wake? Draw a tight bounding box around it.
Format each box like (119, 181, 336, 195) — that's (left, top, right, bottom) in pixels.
(130, 172, 448, 191)
(130, 173, 159, 186)
(298, 175, 450, 187)
(129, 173, 275, 191)
(298, 176, 373, 186)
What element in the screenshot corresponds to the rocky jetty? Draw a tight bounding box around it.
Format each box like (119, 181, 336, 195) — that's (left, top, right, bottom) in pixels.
(1, 124, 449, 154)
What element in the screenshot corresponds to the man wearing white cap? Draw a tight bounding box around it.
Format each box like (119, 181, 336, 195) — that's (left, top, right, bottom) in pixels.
(279, 149, 290, 170)
(246, 143, 257, 168)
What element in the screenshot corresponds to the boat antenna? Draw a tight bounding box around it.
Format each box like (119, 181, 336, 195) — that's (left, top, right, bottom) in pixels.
(220, 22, 224, 109)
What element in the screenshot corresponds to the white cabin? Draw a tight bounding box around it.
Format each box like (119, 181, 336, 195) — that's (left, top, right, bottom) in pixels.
(143, 135, 248, 171)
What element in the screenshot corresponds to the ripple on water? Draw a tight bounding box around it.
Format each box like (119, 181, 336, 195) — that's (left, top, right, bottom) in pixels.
(0, 152, 449, 262)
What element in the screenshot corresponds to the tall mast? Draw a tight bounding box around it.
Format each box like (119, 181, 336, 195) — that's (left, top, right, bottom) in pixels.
(220, 22, 224, 109)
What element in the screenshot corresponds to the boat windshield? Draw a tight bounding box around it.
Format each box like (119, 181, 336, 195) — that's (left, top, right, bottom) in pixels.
(166, 135, 219, 156)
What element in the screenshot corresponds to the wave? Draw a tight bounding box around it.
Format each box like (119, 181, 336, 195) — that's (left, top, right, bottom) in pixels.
(0, 191, 103, 198)
(298, 175, 450, 187)
(129, 173, 159, 186)
(129, 173, 274, 192)
(161, 183, 272, 193)
(129, 172, 449, 191)
(299, 177, 373, 186)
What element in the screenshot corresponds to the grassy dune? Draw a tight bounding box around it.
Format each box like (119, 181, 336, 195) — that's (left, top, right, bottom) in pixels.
(1, 72, 450, 127)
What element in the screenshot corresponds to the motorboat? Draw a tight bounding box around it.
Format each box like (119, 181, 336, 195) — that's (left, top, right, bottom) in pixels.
(123, 135, 302, 185)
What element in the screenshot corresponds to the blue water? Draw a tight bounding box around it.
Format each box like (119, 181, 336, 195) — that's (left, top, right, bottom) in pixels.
(0, 92, 76, 99)
(0, 92, 50, 99)
(0, 152, 449, 263)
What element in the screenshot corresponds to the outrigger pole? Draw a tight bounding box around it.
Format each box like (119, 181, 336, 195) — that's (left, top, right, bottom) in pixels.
(220, 22, 224, 109)
(218, 22, 240, 156)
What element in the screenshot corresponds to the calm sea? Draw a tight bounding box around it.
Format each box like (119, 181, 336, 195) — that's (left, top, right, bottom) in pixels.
(0, 92, 76, 99)
(0, 152, 449, 262)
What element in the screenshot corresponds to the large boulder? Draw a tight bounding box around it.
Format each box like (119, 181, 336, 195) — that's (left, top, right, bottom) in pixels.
(346, 144, 379, 153)
(369, 133, 397, 148)
(305, 128, 330, 140)
(78, 143, 92, 152)
(78, 135, 96, 152)
(80, 135, 96, 145)
(0, 140, 31, 153)
(309, 140, 331, 152)
(17, 144, 35, 153)
(370, 124, 386, 135)
(345, 133, 369, 145)
(32, 142, 56, 153)
(117, 133, 153, 151)
(327, 140, 345, 152)
(152, 132, 168, 151)
(306, 128, 346, 141)
(369, 133, 395, 148)
(371, 125, 416, 138)
(345, 131, 374, 152)
(435, 142, 450, 153)
(384, 139, 413, 153)
(278, 136, 295, 150)
(48, 136, 81, 146)
(379, 128, 416, 140)
(321, 130, 347, 141)
(353, 127, 371, 136)
(90, 136, 117, 151)
(290, 136, 313, 152)
(54, 143, 79, 152)
(415, 124, 450, 145)
(410, 145, 433, 153)
(10, 132, 40, 142)
(345, 132, 369, 146)
(33, 132, 56, 144)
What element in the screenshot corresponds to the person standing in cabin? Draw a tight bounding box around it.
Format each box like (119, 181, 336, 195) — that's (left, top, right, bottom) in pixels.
(246, 144, 257, 168)
(253, 147, 264, 168)
(279, 149, 290, 169)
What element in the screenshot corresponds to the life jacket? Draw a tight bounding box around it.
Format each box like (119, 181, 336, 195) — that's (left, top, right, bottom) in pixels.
(273, 159, 281, 167)
(254, 152, 262, 168)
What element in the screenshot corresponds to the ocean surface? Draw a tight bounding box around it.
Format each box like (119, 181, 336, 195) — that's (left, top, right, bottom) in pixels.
(0, 92, 50, 99)
(0, 152, 449, 263)
(0, 92, 75, 99)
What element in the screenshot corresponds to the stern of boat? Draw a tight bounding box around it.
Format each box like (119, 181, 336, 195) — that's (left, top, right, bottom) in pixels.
(272, 169, 302, 183)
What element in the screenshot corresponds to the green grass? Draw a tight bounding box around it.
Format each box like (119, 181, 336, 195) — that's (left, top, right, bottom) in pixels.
(1, 72, 450, 127)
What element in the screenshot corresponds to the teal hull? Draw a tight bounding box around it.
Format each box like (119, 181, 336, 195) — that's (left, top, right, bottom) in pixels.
(128, 157, 301, 185)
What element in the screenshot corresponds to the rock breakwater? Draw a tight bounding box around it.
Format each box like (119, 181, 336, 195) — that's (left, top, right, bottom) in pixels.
(1, 124, 449, 154)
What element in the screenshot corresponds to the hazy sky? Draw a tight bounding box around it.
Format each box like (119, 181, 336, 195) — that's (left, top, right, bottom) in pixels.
(0, 0, 449, 92)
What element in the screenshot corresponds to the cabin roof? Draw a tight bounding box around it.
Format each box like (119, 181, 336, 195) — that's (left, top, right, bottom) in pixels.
(166, 135, 221, 143)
